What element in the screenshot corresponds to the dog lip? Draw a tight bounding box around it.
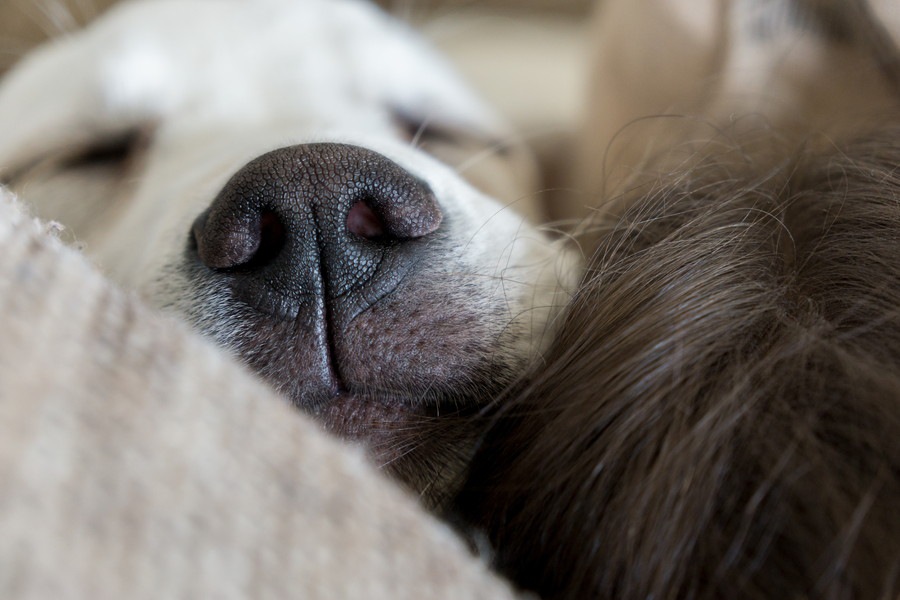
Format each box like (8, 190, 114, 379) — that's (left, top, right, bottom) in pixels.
(308, 387, 476, 441)
(316, 375, 497, 413)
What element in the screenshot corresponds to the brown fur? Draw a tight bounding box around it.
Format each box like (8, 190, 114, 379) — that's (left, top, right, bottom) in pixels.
(455, 129, 900, 599)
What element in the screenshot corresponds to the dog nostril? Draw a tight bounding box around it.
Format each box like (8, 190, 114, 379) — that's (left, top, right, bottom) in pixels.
(254, 210, 287, 267)
(191, 143, 444, 315)
(192, 208, 286, 271)
(347, 199, 385, 240)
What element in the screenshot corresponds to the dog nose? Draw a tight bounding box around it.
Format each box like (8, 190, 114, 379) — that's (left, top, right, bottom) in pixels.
(191, 143, 442, 319)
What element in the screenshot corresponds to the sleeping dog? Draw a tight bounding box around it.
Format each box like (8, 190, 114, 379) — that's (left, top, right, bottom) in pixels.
(3, 0, 899, 599)
(0, 0, 577, 509)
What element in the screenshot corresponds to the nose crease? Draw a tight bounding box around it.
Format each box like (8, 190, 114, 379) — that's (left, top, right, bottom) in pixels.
(310, 213, 348, 396)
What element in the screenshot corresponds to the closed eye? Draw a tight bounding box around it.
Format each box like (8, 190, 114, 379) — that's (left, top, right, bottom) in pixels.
(60, 128, 150, 172)
(1, 127, 154, 188)
(390, 108, 510, 159)
(391, 109, 461, 147)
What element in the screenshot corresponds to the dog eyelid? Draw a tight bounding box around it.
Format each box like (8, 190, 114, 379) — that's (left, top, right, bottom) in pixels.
(0, 158, 43, 187)
(1, 127, 156, 187)
(391, 109, 458, 145)
(59, 127, 153, 172)
(390, 108, 511, 159)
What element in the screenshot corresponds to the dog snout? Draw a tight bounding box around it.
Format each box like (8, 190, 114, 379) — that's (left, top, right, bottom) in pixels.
(191, 143, 443, 320)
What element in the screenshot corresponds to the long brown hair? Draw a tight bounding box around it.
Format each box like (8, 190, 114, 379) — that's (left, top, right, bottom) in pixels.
(456, 129, 900, 599)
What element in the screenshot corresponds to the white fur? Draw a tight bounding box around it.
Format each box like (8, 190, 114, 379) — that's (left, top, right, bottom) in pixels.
(0, 0, 578, 396)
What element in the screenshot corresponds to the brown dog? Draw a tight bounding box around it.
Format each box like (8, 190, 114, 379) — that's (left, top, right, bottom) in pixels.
(456, 2, 900, 598)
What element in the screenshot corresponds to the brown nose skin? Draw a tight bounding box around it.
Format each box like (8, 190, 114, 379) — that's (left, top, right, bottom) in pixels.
(191, 143, 443, 322)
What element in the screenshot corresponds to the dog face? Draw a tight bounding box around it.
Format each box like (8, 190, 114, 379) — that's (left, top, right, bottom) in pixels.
(0, 0, 577, 506)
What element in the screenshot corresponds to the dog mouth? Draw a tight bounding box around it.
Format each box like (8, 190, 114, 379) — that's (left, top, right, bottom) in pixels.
(181, 228, 513, 415)
(213, 294, 513, 416)
(178, 228, 516, 501)
(179, 275, 514, 501)
(306, 387, 485, 442)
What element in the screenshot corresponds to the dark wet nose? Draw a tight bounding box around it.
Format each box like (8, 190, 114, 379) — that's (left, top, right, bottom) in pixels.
(190, 143, 442, 319)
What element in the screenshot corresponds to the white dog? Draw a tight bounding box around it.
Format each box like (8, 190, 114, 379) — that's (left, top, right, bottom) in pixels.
(0, 0, 577, 506)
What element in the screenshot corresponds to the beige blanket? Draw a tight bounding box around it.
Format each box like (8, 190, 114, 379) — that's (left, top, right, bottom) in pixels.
(0, 187, 518, 599)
